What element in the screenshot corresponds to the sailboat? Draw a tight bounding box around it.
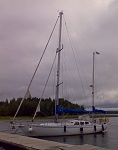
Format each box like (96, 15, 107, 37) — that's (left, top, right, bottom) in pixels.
(11, 12, 108, 137)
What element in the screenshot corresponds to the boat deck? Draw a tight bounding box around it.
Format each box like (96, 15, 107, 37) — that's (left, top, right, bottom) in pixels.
(0, 132, 110, 150)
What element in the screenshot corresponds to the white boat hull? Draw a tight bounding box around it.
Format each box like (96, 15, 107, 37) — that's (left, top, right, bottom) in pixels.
(19, 122, 107, 137)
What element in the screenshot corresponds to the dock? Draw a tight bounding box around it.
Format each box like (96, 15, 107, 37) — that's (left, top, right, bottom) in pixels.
(0, 132, 110, 150)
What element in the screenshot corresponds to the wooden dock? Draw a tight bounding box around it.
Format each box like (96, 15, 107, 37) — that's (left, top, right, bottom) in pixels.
(0, 132, 110, 150)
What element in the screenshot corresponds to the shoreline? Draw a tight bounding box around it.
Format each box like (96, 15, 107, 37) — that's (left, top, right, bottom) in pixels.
(0, 114, 118, 121)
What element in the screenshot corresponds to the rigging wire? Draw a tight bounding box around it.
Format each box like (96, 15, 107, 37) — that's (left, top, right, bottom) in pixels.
(52, 57, 56, 100)
(63, 14, 94, 53)
(61, 23, 76, 100)
(62, 22, 78, 100)
(93, 55, 107, 108)
(63, 16, 110, 109)
(62, 50, 75, 99)
(75, 51, 90, 90)
(62, 41, 77, 100)
(13, 15, 59, 121)
(32, 53, 57, 121)
(61, 35, 64, 99)
(75, 51, 90, 107)
(60, 19, 66, 99)
(63, 15, 88, 105)
(63, 15, 94, 89)
(94, 57, 102, 107)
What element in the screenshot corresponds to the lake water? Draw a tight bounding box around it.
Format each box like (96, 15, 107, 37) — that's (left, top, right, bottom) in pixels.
(0, 117, 117, 150)
(41, 117, 118, 150)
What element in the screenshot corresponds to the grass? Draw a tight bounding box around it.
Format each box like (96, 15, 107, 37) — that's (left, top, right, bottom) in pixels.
(0, 114, 117, 121)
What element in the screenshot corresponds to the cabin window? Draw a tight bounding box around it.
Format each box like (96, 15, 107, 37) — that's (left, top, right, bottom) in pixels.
(80, 122, 84, 125)
(85, 122, 89, 124)
(74, 122, 79, 125)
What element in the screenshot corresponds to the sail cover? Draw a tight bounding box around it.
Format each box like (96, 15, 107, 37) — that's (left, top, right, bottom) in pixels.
(56, 105, 88, 115)
(92, 106, 106, 114)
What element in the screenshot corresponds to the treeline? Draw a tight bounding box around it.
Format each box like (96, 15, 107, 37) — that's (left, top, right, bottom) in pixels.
(0, 97, 84, 117)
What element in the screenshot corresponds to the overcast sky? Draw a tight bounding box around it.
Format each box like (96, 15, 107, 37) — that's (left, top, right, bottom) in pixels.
(0, 0, 118, 109)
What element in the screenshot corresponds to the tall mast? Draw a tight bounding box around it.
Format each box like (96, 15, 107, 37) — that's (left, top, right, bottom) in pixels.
(92, 51, 100, 121)
(92, 52, 95, 108)
(55, 11, 63, 121)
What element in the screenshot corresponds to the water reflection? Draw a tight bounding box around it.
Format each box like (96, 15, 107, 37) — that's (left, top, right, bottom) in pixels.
(35, 118, 118, 150)
(41, 132, 109, 149)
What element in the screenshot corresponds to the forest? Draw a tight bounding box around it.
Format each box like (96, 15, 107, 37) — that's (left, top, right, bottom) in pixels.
(0, 98, 84, 117)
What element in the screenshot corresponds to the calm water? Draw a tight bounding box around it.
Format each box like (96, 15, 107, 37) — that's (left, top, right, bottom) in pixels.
(0, 117, 118, 150)
(41, 117, 118, 150)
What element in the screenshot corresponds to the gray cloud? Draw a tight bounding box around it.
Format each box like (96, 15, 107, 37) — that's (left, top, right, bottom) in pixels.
(0, 0, 118, 109)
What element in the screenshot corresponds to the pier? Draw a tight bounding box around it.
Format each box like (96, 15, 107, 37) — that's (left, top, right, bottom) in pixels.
(0, 132, 109, 150)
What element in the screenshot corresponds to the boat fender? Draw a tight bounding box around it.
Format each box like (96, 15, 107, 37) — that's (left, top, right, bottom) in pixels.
(80, 127, 83, 133)
(94, 125, 96, 132)
(64, 125, 66, 132)
(102, 124, 104, 131)
(99, 118, 101, 123)
(29, 127, 33, 132)
(105, 118, 109, 122)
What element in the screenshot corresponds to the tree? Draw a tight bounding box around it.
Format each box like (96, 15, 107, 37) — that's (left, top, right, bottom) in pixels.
(0, 97, 84, 117)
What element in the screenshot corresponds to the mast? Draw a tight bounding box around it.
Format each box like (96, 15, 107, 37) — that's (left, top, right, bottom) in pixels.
(92, 51, 100, 121)
(92, 52, 95, 109)
(55, 11, 63, 122)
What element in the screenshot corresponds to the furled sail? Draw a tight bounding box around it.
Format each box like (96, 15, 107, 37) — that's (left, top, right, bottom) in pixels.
(92, 106, 106, 114)
(56, 105, 88, 115)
